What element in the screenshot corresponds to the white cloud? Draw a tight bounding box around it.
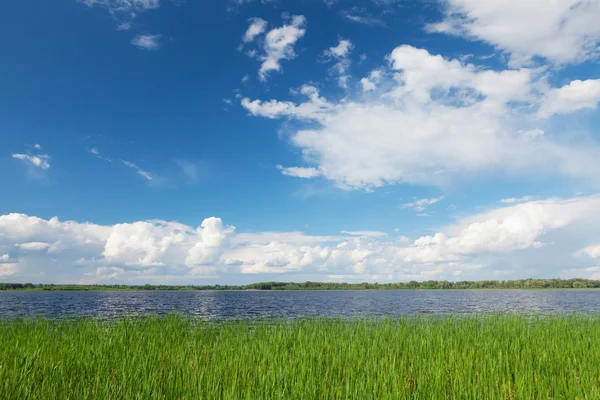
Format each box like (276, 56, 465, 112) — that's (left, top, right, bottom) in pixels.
(242, 84, 332, 120)
(131, 34, 161, 50)
(560, 266, 600, 280)
(537, 79, 600, 118)
(2, 195, 600, 281)
(0, 263, 18, 277)
(122, 160, 153, 180)
(277, 165, 321, 179)
(88, 148, 112, 162)
(117, 22, 132, 30)
(12, 153, 50, 170)
(326, 39, 352, 58)
(79, 0, 160, 28)
(0, 254, 9, 262)
(360, 69, 382, 92)
(401, 196, 445, 212)
(428, 0, 600, 65)
(242, 45, 600, 190)
(341, 11, 386, 27)
(243, 18, 268, 43)
(86, 266, 125, 280)
(256, 15, 306, 80)
(34, 144, 42, 150)
(500, 196, 536, 204)
(324, 39, 353, 88)
(17, 242, 51, 251)
(439, 197, 600, 254)
(80, 0, 160, 13)
(103, 221, 189, 266)
(186, 218, 235, 266)
(575, 244, 600, 259)
(340, 231, 387, 238)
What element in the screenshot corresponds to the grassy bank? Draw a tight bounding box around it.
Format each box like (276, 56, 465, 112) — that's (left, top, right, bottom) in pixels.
(1, 315, 599, 399)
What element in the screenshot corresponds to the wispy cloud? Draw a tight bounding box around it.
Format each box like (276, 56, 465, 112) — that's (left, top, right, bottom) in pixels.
(500, 196, 537, 204)
(341, 10, 386, 27)
(277, 165, 321, 179)
(79, 0, 160, 29)
(175, 161, 201, 184)
(117, 22, 132, 31)
(131, 34, 161, 50)
(79, 0, 160, 13)
(12, 153, 50, 170)
(122, 160, 153, 180)
(88, 148, 112, 163)
(400, 196, 444, 212)
(341, 230, 387, 238)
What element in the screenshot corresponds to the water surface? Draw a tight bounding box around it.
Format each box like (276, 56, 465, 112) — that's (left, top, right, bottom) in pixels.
(2, 290, 600, 319)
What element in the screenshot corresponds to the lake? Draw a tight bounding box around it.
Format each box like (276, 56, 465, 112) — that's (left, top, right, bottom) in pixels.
(1, 290, 600, 319)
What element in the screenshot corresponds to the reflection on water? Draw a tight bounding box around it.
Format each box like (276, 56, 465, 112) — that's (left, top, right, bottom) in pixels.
(1, 290, 599, 319)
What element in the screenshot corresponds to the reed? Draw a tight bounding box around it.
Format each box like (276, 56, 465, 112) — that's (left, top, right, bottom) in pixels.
(1, 314, 599, 399)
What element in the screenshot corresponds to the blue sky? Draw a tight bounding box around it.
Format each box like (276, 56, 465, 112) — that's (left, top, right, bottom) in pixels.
(2, 0, 600, 284)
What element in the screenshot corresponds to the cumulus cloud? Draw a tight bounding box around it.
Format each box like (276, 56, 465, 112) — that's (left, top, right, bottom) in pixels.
(575, 244, 600, 259)
(253, 15, 306, 80)
(131, 34, 161, 50)
(324, 39, 353, 88)
(360, 69, 382, 92)
(242, 45, 600, 190)
(537, 79, 600, 118)
(242, 85, 332, 120)
(243, 18, 268, 43)
(2, 195, 600, 282)
(103, 221, 190, 266)
(185, 218, 235, 266)
(0, 263, 18, 277)
(428, 0, 600, 66)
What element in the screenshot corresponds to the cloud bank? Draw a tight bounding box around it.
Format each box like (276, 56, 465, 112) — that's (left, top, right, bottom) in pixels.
(3, 195, 600, 283)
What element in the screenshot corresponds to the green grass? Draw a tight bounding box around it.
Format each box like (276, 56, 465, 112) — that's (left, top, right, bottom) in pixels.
(1, 314, 600, 399)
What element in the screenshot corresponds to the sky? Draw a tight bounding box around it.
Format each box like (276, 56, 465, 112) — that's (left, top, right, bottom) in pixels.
(2, 0, 600, 284)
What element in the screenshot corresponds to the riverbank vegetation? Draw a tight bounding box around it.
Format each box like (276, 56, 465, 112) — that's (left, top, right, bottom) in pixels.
(1, 278, 600, 291)
(1, 314, 599, 399)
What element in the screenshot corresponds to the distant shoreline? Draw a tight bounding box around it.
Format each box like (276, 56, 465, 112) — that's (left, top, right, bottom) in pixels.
(2, 278, 599, 291)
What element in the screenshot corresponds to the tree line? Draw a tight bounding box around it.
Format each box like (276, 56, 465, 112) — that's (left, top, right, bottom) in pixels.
(1, 278, 599, 291)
